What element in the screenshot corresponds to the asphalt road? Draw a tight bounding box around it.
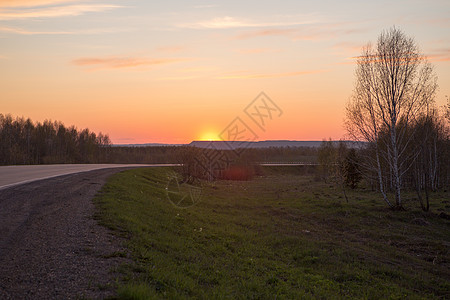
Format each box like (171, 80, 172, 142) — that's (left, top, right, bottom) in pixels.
(0, 164, 178, 190)
(0, 164, 181, 298)
(0, 167, 138, 298)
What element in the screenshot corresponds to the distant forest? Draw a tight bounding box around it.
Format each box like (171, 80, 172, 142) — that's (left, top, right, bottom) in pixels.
(0, 114, 112, 165)
(0, 114, 318, 166)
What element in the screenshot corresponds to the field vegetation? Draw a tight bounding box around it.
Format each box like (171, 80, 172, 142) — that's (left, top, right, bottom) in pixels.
(94, 166, 449, 299)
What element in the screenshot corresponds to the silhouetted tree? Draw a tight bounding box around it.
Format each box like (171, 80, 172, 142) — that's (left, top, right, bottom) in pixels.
(343, 149, 362, 189)
(318, 140, 358, 202)
(318, 139, 335, 183)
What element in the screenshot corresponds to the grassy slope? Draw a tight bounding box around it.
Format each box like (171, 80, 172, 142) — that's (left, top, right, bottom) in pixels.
(94, 167, 449, 299)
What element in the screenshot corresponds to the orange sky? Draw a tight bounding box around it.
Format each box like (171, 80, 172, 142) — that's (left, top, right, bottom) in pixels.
(1, 0, 449, 144)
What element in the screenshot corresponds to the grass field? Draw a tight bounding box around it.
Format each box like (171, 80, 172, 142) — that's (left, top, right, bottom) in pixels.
(94, 167, 449, 299)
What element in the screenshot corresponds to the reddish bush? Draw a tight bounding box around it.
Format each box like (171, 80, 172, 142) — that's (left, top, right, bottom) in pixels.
(221, 165, 254, 181)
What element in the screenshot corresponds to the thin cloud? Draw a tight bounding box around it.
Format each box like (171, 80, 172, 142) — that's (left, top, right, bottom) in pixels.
(0, 25, 130, 35)
(236, 28, 298, 40)
(336, 59, 358, 65)
(72, 56, 188, 69)
(235, 24, 368, 41)
(217, 69, 326, 79)
(0, 25, 69, 34)
(340, 52, 450, 66)
(334, 44, 449, 66)
(428, 49, 450, 62)
(0, 0, 78, 7)
(432, 56, 450, 62)
(179, 16, 317, 29)
(0, 4, 121, 20)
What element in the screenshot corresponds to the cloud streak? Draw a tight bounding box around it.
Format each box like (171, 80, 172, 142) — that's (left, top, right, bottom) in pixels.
(0, 25, 70, 34)
(72, 56, 188, 69)
(235, 28, 299, 40)
(0, 0, 79, 7)
(428, 50, 450, 62)
(179, 16, 318, 29)
(0, 25, 129, 35)
(217, 69, 326, 79)
(0, 4, 120, 20)
(235, 24, 368, 41)
(340, 48, 450, 65)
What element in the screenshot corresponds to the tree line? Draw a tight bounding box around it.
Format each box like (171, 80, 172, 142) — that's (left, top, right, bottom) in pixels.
(0, 114, 111, 165)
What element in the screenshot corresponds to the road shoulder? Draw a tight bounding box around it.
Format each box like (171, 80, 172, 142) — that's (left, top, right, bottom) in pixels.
(0, 168, 133, 299)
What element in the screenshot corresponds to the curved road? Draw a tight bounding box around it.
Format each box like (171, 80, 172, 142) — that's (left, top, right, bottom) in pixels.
(0, 164, 177, 299)
(0, 164, 179, 190)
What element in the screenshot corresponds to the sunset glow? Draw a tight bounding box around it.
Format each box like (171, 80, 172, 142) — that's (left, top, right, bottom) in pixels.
(199, 131, 220, 142)
(0, 0, 448, 144)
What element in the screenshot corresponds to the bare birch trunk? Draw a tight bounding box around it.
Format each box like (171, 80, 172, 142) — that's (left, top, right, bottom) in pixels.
(345, 27, 437, 209)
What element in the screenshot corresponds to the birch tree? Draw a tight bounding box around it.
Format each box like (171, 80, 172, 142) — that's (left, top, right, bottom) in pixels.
(346, 27, 438, 209)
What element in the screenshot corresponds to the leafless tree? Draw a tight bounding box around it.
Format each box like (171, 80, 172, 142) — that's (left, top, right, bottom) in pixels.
(346, 27, 438, 209)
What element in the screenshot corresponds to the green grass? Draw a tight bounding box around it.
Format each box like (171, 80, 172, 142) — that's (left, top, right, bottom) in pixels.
(94, 167, 450, 299)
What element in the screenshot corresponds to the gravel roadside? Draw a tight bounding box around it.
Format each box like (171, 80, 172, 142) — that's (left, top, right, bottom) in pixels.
(0, 167, 135, 299)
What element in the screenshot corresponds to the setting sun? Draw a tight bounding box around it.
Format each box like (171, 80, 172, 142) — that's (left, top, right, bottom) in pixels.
(199, 131, 220, 141)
